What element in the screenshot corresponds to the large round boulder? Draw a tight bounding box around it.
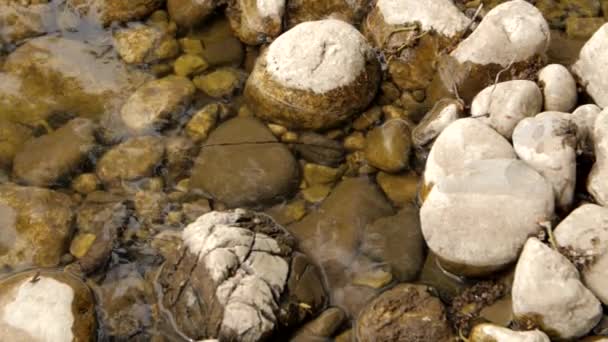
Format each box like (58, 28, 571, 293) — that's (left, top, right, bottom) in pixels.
(244, 19, 380, 130)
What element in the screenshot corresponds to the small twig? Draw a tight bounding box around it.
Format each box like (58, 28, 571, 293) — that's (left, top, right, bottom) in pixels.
(30, 271, 41, 283)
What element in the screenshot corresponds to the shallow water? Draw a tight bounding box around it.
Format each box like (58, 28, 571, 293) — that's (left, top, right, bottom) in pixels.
(0, 0, 605, 341)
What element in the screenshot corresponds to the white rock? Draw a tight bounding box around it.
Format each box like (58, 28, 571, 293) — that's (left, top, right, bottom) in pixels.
(512, 237, 602, 340)
(424, 118, 516, 187)
(0, 277, 74, 342)
(183, 210, 290, 342)
(572, 23, 608, 108)
(413, 99, 462, 147)
(257, 0, 285, 17)
(265, 19, 373, 94)
(470, 323, 550, 342)
(376, 0, 470, 37)
(471, 80, 543, 138)
(588, 108, 608, 205)
(512, 112, 577, 210)
(451, 0, 550, 66)
(421, 159, 554, 276)
(538, 64, 577, 112)
(555, 204, 608, 305)
(572, 104, 601, 154)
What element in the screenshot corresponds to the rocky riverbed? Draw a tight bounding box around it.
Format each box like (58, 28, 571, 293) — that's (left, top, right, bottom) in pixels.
(1, 0, 608, 341)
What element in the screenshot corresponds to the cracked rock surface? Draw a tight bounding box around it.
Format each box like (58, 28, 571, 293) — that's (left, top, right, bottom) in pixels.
(156, 209, 327, 341)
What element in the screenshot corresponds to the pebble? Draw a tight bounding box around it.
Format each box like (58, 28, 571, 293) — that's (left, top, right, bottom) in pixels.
(186, 103, 220, 142)
(512, 237, 602, 340)
(193, 67, 243, 98)
(167, 0, 216, 28)
(587, 108, 608, 205)
(120, 76, 195, 135)
(189, 117, 300, 207)
(412, 99, 462, 148)
(113, 23, 179, 64)
(421, 159, 554, 276)
(538, 64, 578, 112)
(364, 121, 412, 173)
(512, 111, 577, 210)
(301, 184, 332, 203)
(470, 80, 543, 138)
(291, 307, 345, 342)
(470, 324, 550, 342)
(554, 204, 608, 305)
(294, 132, 345, 167)
(226, 0, 285, 45)
(572, 23, 608, 108)
(71, 173, 100, 195)
(356, 284, 454, 342)
(376, 171, 419, 207)
(343, 131, 366, 152)
(12, 118, 97, 187)
(303, 163, 342, 186)
(572, 104, 601, 154)
(173, 54, 209, 77)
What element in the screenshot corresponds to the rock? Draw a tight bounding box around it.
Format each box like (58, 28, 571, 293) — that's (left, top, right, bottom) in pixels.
(285, 0, 370, 27)
(0, 119, 32, 170)
(185, 103, 220, 142)
(164, 136, 196, 185)
(470, 324, 550, 342)
(189, 117, 299, 207)
(226, 0, 285, 45)
(0, 184, 73, 270)
(572, 23, 608, 108)
(1, 36, 147, 126)
(71, 173, 100, 195)
(554, 204, 608, 305)
(423, 118, 516, 190)
(156, 209, 327, 341)
(588, 108, 608, 205)
(418, 252, 467, 302)
(361, 204, 424, 282)
(353, 106, 382, 131)
(512, 237, 602, 340)
(412, 99, 462, 148)
(134, 191, 168, 224)
(193, 67, 243, 98)
(572, 104, 601, 154)
(0, 2, 51, 45)
(294, 132, 344, 166)
(69, 233, 97, 259)
(364, 121, 412, 173)
(363, 0, 470, 91)
(12, 118, 97, 187)
(67, 0, 164, 26)
(301, 184, 331, 203)
(245, 19, 380, 130)
(376, 171, 419, 207)
(428, 0, 550, 104)
(303, 163, 342, 186)
(289, 177, 393, 314)
(120, 76, 195, 135)
(538, 64, 577, 112)
(421, 159, 555, 276)
(0, 270, 96, 341)
(168, 0, 216, 28)
(355, 284, 453, 342)
(174, 54, 209, 77)
(566, 17, 606, 40)
(290, 307, 345, 342)
(97, 264, 153, 338)
(470, 80, 543, 138)
(96, 136, 165, 187)
(187, 17, 245, 67)
(343, 132, 366, 152)
(113, 23, 179, 65)
(513, 112, 577, 210)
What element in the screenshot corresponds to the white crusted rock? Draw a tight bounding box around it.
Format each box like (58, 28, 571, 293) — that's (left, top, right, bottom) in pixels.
(555, 204, 608, 305)
(157, 209, 327, 341)
(423, 118, 516, 189)
(245, 19, 380, 129)
(376, 0, 469, 38)
(588, 108, 608, 205)
(471, 80, 543, 138)
(538, 64, 577, 112)
(421, 159, 554, 276)
(227, 0, 286, 45)
(512, 238, 602, 340)
(572, 23, 608, 108)
(451, 0, 550, 67)
(572, 104, 601, 154)
(470, 324, 550, 342)
(512, 112, 577, 210)
(120, 76, 195, 135)
(0, 270, 96, 342)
